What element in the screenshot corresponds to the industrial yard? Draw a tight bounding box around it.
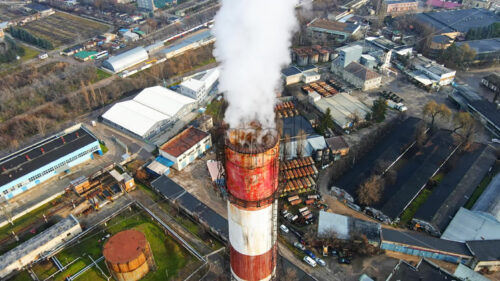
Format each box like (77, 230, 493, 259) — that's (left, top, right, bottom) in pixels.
(1, 0, 500, 279)
(29, 206, 194, 281)
(21, 12, 110, 47)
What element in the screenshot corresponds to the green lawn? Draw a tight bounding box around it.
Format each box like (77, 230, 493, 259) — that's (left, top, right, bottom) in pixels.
(95, 68, 111, 81)
(32, 208, 191, 281)
(20, 45, 39, 62)
(399, 189, 432, 225)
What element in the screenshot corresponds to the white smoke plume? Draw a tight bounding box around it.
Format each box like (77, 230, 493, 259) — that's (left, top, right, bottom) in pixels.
(213, 0, 299, 129)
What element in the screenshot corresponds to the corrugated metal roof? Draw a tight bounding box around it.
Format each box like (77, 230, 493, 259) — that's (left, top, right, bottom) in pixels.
(102, 46, 149, 73)
(441, 208, 500, 242)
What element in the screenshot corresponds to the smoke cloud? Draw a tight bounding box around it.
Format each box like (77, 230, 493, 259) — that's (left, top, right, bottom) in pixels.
(213, 0, 299, 129)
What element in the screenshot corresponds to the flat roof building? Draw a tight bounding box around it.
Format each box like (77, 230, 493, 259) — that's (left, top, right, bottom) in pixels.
(102, 46, 149, 73)
(307, 18, 361, 44)
(159, 126, 211, 171)
(179, 67, 219, 101)
(0, 215, 81, 279)
(102, 86, 196, 139)
(0, 126, 100, 200)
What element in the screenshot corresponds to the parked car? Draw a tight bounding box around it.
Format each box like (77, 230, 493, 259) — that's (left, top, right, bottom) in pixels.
(294, 242, 306, 251)
(338, 257, 351, 264)
(280, 224, 289, 233)
(329, 247, 339, 256)
(347, 201, 361, 212)
(304, 250, 316, 259)
(303, 256, 317, 267)
(315, 258, 326, 267)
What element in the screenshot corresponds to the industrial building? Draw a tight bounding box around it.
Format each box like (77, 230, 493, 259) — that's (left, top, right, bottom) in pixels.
(411, 55, 456, 86)
(381, 228, 473, 264)
(441, 207, 500, 242)
(386, 259, 461, 281)
(412, 144, 496, 236)
(0, 215, 82, 279)
(102, 46, 149, 73)
(161, 30, 215, 59)
(313, 92, 371, 128)
(0, 126, 101, 200)
(103, 230, 156, 281)
(159, 126, 211, 171)
(467, 240, 500, 272)
(415, 8, 500, 39)
(179, 67, 219, 101)
(382, 0, 419, 14)
(282, 65, 320, 85)
(342, 62, 382, 91)
(481, 73, 500, 96)
(325, 136, 349, 159)
(449, 85, 500, 137)
(331, 45, 382, 90)
(306, 18, 361, 44)
(455, 38, 500, 64)
(102, 86, 196, 139)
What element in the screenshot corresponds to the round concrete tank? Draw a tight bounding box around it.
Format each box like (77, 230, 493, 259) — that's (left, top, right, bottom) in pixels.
(103, 230, 156, 281)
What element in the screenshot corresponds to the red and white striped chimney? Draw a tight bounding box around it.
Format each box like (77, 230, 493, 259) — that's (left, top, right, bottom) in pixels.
(225, 129, 280, 281)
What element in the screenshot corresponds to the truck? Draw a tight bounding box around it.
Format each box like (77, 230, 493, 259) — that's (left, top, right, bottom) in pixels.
(386, 100, 407, 112)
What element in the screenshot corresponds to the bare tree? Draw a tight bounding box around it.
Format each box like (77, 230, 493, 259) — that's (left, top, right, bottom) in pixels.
(422, 101, 451, 129)
(451, 112, 476, 151)
(357, 175, 385, 205)
(296, 129, 307, 158)
(35, 117, 50, 135)
(80, 80, 91, 109)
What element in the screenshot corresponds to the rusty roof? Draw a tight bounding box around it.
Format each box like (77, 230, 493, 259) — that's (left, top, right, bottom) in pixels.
(103, 229, 147, 264)
(160, 126, 209, 157)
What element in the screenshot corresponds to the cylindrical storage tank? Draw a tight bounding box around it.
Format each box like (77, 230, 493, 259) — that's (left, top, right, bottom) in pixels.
(225, 129, 280, 281)
(103, 230, 156, 281)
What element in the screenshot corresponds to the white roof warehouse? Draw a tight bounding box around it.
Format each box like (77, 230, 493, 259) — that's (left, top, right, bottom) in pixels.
(102, 86, 196, 139)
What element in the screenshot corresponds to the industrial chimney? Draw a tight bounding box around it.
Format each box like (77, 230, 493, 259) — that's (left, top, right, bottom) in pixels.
(225, 128, 280, 281)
